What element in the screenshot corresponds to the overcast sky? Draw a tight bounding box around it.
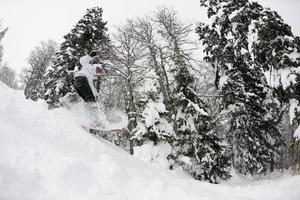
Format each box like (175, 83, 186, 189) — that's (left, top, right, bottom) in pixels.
(0, 0, 300, 73)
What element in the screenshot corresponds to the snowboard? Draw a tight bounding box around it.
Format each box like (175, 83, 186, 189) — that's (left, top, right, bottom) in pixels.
(81, 125, 108, 136)
(81, 125, 122, 142)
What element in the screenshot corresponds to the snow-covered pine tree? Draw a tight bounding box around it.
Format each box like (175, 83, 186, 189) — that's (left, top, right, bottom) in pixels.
(290, 36, 300, 126)
(223, 58, 282, 174)
(43, 7, 110, 107)
(169, 46, 231, 183)
(250, 5, 300, 132)
(133, 82, 174, 145)
(197, 0, 283, 175)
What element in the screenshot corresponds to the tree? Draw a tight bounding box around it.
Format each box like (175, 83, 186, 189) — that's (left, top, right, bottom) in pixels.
(22, 40, 57, 101)
(0, 24, 8, 66)
(0, 24, 17, 89)
(197, 0, 284, 174)
(0, 64, 18, 89)
(126, 14, 177, 148)
(129, 8, 196, 136)
(224, 59, 281, 174)
(112, 21, 148, 133)
(133, 82, 174, 144)
(43, 7, 111, 108)
(169, 39, 231, 183)
(127, 8, 231, 182)
(130, 16, 174, 110)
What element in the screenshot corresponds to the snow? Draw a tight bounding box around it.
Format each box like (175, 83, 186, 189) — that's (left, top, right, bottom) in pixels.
(187, 100, 208, 116)
(247, 20, 258, 60)
(291, 99, 300, 138)
(228, 7, 244, 21)
(133, 95, 174, 139)
(294, 125, 300, 139)
(284, 49, 300, 62)
(219, 75, 228, 88)
(264, 67, 299, 90)
(133, 141, 172, 169)
(105, 109, 128, 130)
(289, 99, 300, 125)
(1, 82, 300, 200)
(144, 101, 167, 127)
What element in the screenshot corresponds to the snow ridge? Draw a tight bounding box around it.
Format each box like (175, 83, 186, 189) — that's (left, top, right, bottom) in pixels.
(0, 83, 300, 200)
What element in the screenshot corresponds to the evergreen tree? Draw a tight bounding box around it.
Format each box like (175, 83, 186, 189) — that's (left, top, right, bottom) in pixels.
(43, 7, 110, 107)
(133, 82, 174, 145)
(197, 0, 284, 174)
(198, 0, 300, 115)
(169, 48, 231, 183)
(223, 59, 281, 174)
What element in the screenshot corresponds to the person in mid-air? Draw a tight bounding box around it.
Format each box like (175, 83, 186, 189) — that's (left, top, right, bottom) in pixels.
(73, 51, 103, 103)
(73, 51, 104, 128)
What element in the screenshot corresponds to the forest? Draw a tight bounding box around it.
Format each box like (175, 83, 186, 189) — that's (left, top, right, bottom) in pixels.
(1, 0, 300, 184)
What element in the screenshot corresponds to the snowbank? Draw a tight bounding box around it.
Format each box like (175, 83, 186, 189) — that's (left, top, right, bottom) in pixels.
(1, 82, 300, 200)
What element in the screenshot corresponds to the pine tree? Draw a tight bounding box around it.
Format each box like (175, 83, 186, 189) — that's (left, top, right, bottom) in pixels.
(224, 59, 281, 174)
(133, 82, 174, 145)
(197, 0, 284, 174)
(43, 7, 110, 107)
(252, 5, 300, 134)
(169, 48, 231, 183)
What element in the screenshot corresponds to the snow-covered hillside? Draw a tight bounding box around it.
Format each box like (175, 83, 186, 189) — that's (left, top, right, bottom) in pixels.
(0, 82, 300, 200)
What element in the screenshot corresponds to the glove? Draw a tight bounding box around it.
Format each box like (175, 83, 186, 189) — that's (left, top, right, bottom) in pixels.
(95, 65, 103, 76)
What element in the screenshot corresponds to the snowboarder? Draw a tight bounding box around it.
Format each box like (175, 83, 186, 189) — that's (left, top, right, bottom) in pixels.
(73, 51, 103, 102)
(73, 51, 104, 128)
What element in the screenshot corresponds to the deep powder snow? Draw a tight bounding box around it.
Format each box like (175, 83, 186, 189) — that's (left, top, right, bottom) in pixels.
(0, 82, 300, 200)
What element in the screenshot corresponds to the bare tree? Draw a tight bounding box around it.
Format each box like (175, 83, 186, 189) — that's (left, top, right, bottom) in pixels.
(154, 7, 194, 50)
(0, 24, 17, 89)
(21, 40, 58, 101)
(111, 21, 148, 131)
(129, 16, 174, 109)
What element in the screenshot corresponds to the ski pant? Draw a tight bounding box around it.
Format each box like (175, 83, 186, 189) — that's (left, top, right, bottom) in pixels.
(74, 76, 96, 103)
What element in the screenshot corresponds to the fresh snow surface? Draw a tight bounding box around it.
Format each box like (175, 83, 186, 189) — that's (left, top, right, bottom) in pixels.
(1, 81, 300, 200)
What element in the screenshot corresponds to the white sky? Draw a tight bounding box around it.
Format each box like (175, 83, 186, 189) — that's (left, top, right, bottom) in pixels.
(0, 0, 299, 73)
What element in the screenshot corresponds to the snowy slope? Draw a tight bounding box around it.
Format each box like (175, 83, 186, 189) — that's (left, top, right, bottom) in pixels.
(0, 82, 300, 200)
